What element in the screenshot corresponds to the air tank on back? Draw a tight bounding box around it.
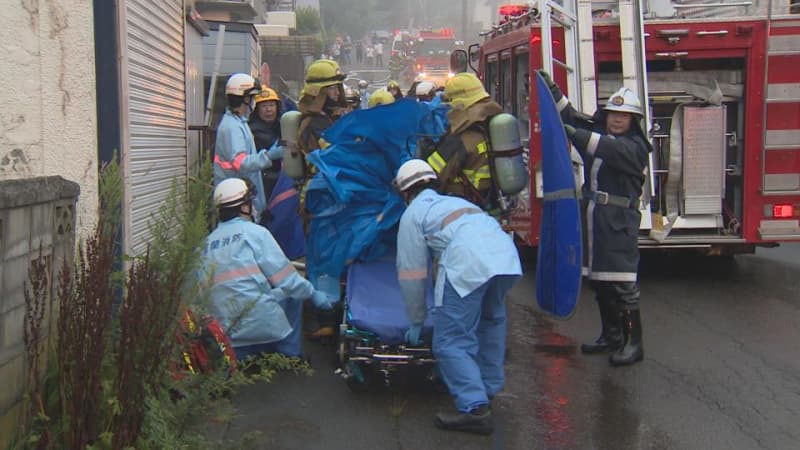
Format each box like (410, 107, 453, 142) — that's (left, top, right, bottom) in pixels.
(488, 113, 528, 195)
(280, 110, 305, 180)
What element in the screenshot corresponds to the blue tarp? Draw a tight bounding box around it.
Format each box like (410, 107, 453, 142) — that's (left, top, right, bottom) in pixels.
(265, 171, 306, 260)
(305, 98, 441, 283)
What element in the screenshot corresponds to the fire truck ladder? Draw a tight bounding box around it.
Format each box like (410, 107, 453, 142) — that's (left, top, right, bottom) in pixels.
(537, 0, 597, 113)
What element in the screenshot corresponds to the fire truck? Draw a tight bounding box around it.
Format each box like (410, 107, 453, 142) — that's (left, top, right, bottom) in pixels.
(413, 28, 460, 87)
(465, 0, 800, 253)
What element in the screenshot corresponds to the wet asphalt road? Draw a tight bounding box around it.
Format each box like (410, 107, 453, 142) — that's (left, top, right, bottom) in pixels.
(226, 244, 800, 450)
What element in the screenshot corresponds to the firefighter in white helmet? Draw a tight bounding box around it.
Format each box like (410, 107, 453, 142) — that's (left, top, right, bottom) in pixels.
(214, 73, 283, 224)
(200, 178, 335, 360)
(394, 159, 521, 435)
(539, 70, 651, 366)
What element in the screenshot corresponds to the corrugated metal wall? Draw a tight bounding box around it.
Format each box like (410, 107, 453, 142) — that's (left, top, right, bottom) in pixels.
(121, 0, 187, 255)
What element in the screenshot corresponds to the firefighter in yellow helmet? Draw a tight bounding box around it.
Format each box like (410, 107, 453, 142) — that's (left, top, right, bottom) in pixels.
(297, 59, 348, 156)
(297, 60, 348, 341)
(387, 80, 403, 100)
(422, 72, 501, 208)
(367, 89, 395, 108)
(249, 87, 284, 201)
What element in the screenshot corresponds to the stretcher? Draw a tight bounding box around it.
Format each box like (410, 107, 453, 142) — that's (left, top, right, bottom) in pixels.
(335, 254, 438, 390)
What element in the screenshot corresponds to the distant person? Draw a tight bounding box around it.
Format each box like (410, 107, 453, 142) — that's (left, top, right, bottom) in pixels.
(356, 40, 364, 64)
(375, 41, 384, 67)
(366, 45, 375, 66)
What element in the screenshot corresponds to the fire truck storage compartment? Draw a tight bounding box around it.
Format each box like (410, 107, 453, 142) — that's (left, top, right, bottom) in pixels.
(598, 58, 745, 236)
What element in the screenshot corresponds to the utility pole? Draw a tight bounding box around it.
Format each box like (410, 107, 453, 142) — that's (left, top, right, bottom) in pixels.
(461, 0, 469, 39)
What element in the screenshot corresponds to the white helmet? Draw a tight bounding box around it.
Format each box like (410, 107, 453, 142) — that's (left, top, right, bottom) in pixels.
(214, 178, 253, 208)
(604, 87, 642, 116)
(394, 159, 438, 192)
(415, 81, 436, 97)
(225, 73, 261, 97)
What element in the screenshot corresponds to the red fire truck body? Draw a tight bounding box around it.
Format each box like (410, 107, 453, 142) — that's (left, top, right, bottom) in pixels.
(414, 28, 458, 87)
(475, 4, 800, 253)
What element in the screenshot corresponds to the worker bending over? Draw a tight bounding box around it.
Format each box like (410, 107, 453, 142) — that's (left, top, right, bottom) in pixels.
(394, 159, 522, 435)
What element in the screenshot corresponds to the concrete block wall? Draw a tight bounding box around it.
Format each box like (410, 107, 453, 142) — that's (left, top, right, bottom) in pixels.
(0, 176, 79, 447)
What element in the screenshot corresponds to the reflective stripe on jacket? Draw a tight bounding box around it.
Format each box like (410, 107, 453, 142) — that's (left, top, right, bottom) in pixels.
(396, 189, 522, 324)
(213, 110, 271, 220)
(201, 217, 314, 347)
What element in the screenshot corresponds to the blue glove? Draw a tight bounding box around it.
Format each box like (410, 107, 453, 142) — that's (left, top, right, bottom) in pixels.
(267, 142, 284, 160)
(405, 323, 423, 346)
(310, 290, 335, 310)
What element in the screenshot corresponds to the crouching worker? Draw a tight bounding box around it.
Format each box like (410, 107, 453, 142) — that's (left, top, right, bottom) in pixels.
(201, 178, 335, 360)
(394, 160, 522, 435)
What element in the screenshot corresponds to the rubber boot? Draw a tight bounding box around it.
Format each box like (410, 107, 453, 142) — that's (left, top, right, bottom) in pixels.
(307, 309, 337, 342)
(435, 404, 493, 435)
(580, 298, 623, 354)
(610, 308, 644, 366)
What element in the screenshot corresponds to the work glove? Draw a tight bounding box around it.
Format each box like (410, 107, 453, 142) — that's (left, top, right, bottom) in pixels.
(310, 290, 335, 311)
(564, 124, 577, 138)
(266, 142, 284, 160)
(537, 69, 564, 101)
(405, 323, 423, 346)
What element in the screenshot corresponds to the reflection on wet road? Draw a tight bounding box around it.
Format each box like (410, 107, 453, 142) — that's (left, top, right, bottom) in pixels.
(227, 244, 800, 450)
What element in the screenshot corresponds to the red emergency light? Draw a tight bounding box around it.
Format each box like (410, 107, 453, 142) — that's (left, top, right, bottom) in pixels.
(773, 204, 795, 218)
(499, 4, 530, 17)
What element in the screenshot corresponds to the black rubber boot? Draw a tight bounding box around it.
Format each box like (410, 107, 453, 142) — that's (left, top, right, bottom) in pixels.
(435, 404, 493, 435)
(307, 309, 338, 342)
(610, 308, 644, 366)
(581, 298, 623, 354)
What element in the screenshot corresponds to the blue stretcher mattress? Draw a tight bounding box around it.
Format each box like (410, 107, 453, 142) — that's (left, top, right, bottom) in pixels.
(346, 257, 434, 345)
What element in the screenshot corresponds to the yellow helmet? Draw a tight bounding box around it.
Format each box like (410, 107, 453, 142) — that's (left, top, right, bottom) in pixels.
(254, 86, 280, 104)
(302, 59, 346, 96)
(444, 73, 489, 110)
(368, 89, 396, 108)
(387, 80, 401, 90)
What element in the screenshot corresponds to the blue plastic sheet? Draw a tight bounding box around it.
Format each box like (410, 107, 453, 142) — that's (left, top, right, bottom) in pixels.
(265, 171, 306, 260)
(305, 99, 434, 283)
(534, 73, 583, 318)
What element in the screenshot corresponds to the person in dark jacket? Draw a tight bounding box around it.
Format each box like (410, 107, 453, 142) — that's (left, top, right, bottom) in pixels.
(249, 87, 283, 204)
(540, 70, 650, 366)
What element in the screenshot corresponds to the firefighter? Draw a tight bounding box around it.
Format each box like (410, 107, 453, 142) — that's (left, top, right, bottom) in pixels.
(394, 159, 522, 435)
(423, 73, 501, 208)
(387, 80, 404, 100)
(357, 79, 371, 110)
(415, 81, 436, 102)
(344, 86, 362, 111)
(249, 86, 283, 202)
(367, 89, 395, 108)
(201, 178, 335, 360)
(297, 59, 348, 156)
(297, 59, 349, 340)
(214, 73, 283, 224)
(540, 70, 649, 366)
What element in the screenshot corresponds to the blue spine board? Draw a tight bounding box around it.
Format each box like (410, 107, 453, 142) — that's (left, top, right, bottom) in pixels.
(534, 72, 583, 319)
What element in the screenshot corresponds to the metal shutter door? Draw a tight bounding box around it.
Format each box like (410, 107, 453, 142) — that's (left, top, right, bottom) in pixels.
(121, 0, 186, 255)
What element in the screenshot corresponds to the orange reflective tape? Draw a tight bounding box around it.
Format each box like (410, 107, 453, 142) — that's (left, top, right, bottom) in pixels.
(214, 154, 234, 170)
(269, 188, 298, 209)
(398, 269, 427, 280)
(213, 264, 262, 285)
(268, 263, 296, 285)
(441, 207, 481, 229)
(231, 153, 248, 171)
